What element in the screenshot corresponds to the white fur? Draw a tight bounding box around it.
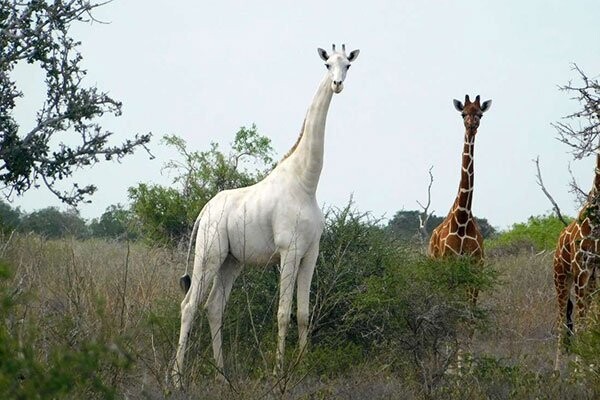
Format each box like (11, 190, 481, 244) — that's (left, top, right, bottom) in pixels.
(171, 45, 359, 386)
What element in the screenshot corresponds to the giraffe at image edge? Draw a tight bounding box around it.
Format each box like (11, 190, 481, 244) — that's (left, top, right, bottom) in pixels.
(553, 152, 600, 370)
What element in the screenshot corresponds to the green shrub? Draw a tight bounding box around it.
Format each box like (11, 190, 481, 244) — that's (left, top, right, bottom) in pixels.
(487, 214, 570, 254)
(352, 255, 498, 393)
(310, 201, 402, 349)
(302, 342, 364, 378)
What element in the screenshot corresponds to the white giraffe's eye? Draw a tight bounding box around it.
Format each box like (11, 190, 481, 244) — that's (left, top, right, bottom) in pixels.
(325, 64, 330, 69)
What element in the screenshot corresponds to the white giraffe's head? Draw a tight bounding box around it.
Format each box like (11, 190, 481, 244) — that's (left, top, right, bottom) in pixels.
(317, 44, 360, 94)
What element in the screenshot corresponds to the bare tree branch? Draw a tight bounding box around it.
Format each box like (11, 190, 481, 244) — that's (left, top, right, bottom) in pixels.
(533, 156, 569, 226)
(567, 162, 588, 208)
(416, 166, 435, 245)
(553, 64, 600, 159)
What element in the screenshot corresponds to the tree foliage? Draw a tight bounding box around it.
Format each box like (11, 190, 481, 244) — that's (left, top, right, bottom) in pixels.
(0, 199, 20, 234)
(88, 204, 136, 240)
(387, 210, 496, 243)
(0, 0, 151, 205)
(129, 125, 274, 245)
(128, 184, 189, 245)
(488, 214, 570, 253)
(387, 210, 443, 242)
(161, 124, 274, 203)
(19, 206, 87, 238)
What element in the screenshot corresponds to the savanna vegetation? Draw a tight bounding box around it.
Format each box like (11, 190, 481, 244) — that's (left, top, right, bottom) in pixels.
(2, 82, 600, 399)
(3, 2, 600, 399)
(2, 124, 600, 398)
(2, 205, 600, 399)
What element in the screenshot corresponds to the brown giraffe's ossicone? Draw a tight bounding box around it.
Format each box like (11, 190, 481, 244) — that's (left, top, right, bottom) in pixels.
(428, 94, 491, 306)
(553, 154, 600, 370)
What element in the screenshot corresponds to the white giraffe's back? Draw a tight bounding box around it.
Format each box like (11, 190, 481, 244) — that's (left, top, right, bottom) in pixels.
(195, 166, 324, 268)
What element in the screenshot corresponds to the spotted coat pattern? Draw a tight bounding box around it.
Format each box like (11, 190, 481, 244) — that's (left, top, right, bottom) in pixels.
(553, 156, 600, 368)
(429, 95, 489, 264)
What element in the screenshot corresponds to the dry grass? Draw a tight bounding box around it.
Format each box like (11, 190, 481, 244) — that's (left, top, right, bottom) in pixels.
(476, 250, 557, 371)
(0, 234, 594, 399)
(1, 234, 184, 397)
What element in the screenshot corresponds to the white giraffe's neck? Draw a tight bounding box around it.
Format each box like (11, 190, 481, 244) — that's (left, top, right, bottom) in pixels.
(285, 75, 334, 194)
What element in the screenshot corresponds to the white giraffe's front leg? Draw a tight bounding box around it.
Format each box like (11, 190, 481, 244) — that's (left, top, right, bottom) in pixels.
(274, 248, 301, 375)
(296, 241, 319, 354)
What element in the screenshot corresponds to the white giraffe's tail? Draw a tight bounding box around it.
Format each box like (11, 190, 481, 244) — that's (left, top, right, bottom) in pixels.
(180, 217, 201, 294)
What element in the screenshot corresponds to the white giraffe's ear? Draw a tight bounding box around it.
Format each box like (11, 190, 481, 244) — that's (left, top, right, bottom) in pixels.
(453, 99, 464, 112)
(317, 48, 329, 61)
(347, 49, 360, 62)
(481, 99, 492, 113)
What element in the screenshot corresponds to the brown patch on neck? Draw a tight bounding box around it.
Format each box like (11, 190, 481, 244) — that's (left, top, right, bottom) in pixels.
(279, 118, 306, 162)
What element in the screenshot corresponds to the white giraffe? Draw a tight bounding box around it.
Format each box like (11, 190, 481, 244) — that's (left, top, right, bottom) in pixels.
(171, 44, 360, 386)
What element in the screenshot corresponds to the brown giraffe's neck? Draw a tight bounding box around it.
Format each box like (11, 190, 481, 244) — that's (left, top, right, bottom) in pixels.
(591, 152, 600, 198)
(451, 128, 477, 224)
(578, 152, 600, 224)
(579, 153, 600, 211)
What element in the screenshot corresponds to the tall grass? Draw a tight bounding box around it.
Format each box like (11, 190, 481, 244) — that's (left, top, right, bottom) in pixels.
(1, 234, 184, 398)
(1, 231, 599, 399)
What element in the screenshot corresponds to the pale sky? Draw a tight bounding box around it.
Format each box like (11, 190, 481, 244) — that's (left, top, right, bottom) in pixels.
(7, 0, 600, 229)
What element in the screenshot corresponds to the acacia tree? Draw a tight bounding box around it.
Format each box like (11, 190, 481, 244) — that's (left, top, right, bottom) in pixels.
(536, 65, 600, 220)
(554, 65, 600, 159)
(0, 0, 151, 205)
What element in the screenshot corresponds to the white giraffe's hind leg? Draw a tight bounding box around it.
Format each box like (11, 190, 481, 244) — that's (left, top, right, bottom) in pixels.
(171, 224, 229, 388)
(205, 255, 242, 380)
(171, 266, 214, 387)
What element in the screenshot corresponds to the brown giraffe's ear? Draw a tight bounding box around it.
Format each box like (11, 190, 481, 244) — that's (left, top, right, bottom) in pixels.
(481, 99, 492, 113)
(317, 48, 329, 61)
(453, 99, 464, 112)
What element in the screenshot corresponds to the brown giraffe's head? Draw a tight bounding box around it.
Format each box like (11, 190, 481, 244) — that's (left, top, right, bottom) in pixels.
(453, 94, 492, 131)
